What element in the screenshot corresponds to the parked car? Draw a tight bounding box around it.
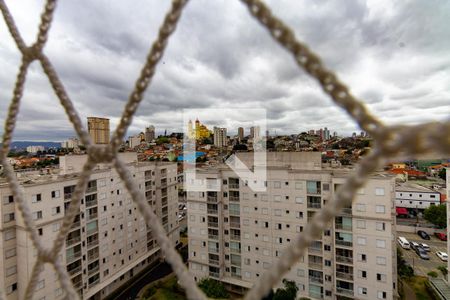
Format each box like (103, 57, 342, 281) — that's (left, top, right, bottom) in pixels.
(417, 230, 430, 240)
(435, 232, 447, 241)
(436, 251, 448, 261)
(415, 246, 430, 260)
(419, 243, 430, 252)
(410, 241, 420, 250)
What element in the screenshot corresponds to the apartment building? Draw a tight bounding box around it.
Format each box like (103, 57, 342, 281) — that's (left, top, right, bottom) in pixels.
(187, 152, 397, 299)
(395, 182, 440, 211)
(0, 153, 179, 300)
(87, 117, 110, 144)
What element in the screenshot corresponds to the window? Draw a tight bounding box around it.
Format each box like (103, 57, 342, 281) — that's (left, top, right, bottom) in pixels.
(274, 195, 281, 202)
(323, 183, 330, 191)
(52, 206, 61, 215)
(376, 256, 386, 265)
(356, 204, 366, 212)
(324, 260, 331, 267)
(359, 270, 367, 278)
(55, 287, 63, 297)
(52, 223, 60, 232)
(295, 197, 304, 204)
(32, 194, 42, 203)
(375, 188, 385, 196)
(356, 220, 366, 229)
(36, 279, 45, 290)
(6, 265, 17, 277)
(33, 211, 43, 220)
(358, 253, 367, 262)
(377, 291, 387, 299)
(297, 269, 305, 277)
(3, 213, 15, 223)
(262, 208, 268, 215)
(3, 195, 14, 204)
(296, 226, 303, 232)
(358, 287, 367, 295)
(274, 181, 281, 188)
(274, 209, 281, 216)
(376, 240, 386, 248)
(38, 228, 43, 236)
(5, 229, 16, 240)
(296, 211, 303, 219)
(357, 237, 367, 245)
(5, 248, 16, 258)
(377, 273, 386, 282)
(295, 182, 303, 190)
(324, 245, 331, 251)
(376, 222, 386, 231)
(6, 283, 17, 294)
(51, 190, 60, 198)
(375, 205, 385, 213)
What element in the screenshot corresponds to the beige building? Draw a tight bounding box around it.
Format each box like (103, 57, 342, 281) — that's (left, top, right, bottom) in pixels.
(87, 117, 110, 144)
(187, 152, 397, 299)
(213, 127, 227, 148)
(0, 153, 179, 299)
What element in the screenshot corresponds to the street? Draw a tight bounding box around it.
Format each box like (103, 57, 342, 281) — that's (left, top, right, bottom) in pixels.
(398, 231, 448, 276)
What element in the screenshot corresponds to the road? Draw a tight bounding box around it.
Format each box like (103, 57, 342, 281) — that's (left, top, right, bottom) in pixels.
(111, 262, 173, 300)
(398, 231, 448, 276)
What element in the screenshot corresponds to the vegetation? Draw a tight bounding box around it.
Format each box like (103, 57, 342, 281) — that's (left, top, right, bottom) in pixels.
(424, 204, 447, 228)
(427, 271, 438, 278)
(397, 248, 414, 278)
(262, 279, 298, 300)
(438, 265, 448, 277)
(198, 278, 229, 299)
(405, 276, 439, 300)
(142, 275, 186, 300)
(439, 168, 446, 180)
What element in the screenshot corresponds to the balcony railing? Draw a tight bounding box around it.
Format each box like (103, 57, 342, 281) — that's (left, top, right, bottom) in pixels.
(208, 234, 219, 240)
(207, 196, 218, 203)
(308, 247, 322, 254)
(209, 259, 219, 266)
(87, 239, 99, 249)
(336, 287, 354, 296)
(307, 202, 321, 209)
(336, 255, 353, 264)
(309, 276, 324, 284)
(88, 265, 99, 276)
(335, 240, 352, 247)
(86, 200, 98, 208)
(229, 209, 240, 216)
(87, 213, 98, 221)
(67, 265, 82, 276)
(309, 291, 324, 299)
(88, 278, 100, 288)
(229, 196, 239, 202)
(88, 251, 99, 261)
(72, 281, 83, 289)
(335, 223, 352, 231)
(208, 221, 218, 228)
(336, 272, 354, 281)
(64, 193, 72, 200)
(229, 183, 239, 189)
(86, 186, 97, 194)
(230, 234, 241, 241)
(230, 222, 240, 228)
(209, 248, 219, 254)
(87, 227, 98, 236)
(231, 273, 241, 279)
(71, 221, 81, 229)
(230, 248, 241, 254)
(308, 262, 323, 270)
(66, 251, 82, 264)
(339, 208, 352, 215)
(209, 271, 220, 278)
(66, 236, 81, 247)
(207, 209, 218, 214)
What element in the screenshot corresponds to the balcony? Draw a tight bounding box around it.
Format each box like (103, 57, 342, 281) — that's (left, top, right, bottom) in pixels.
(229, 183, 239, 189)
(87, 227, 98, 236)
(309, 276, 324, 284)
(87, 213, 98, 221)
(66, 251, 82, 264)
(88, 265, 100, 276)
(231, 273, 241, 279)
(209, 258, 220, 266)
(308, 247, 322, 254)
(207, 209, 218, 215)
(86, 199, 98, 208)
(209, 248, 219, 254)
(229, 209, 240, 216)
(307, 202, 321, 209)
(230, 248, 241, 254)
(308, 262, 323, 270)
(207, 196, 218, 203)
(336, 256, 353, 264)
(230, 234, 241, 241)
(209, 271, 220, 278)
(338, 208, 352, 215)
(230, 222, 240, 228)
(229, 196, 239, 202)
(208, 221, 218, 228)
(64, 193, 73, 200)
(335, 223, 352, 231)
(88, 277, 100, 288)
(88, 251, 99, 261)
(208, 234, 219, 240)
(71, 220, 81, 230)
(336, 287, 353, 296)
(336, 272, 354, 281)
(85, 186, 97, 194)
(87, 239, 99, 249)
(66, 236, 81, 247)
(67, 265, 82, 276)
(335, 240, 352, 247)
(72, 280, 83, 289)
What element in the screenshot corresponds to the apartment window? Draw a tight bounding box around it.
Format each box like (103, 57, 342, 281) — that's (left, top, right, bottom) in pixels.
(5, 248, 16, 258)
(245, 271, 251, 278)
(376, 222, 386, 231)
(38, 228, 43, 236)
(33, 211, 43, 220)
(357, 188, 365, 195)
(52, 223, 60, 232)
(357, 237, 367, 245)
(6, 265, 17, 277)
(263, 249, 270, 256)
(52, 206, 61, 215)
(296, 226, 303, 233)
(3, 195, 14, 204)
(32, 193, 42, 203)
(295, 197, 304, 204)
(274, 195, 281, 202)
(274, 181, 281, 188)
(377, 273, 387, 282)
(377, 291, 387, 299)
(274, 209, 281, 216)
(3, 212, 15, 223)
(55, 288, 63, 297)
(324, 245, 331, 251)
(356, 220, 366, 229)
(264, 222, 269, 228)
(297, 269, 305, 277)
(375, 205, 385, 213)
(358, 270, 367, 278)
(296, 211, 303, 219)
(356, 204, 366, 212)
(375, 188, 385, 196)
(323, 183, 330, 191)
(189, 215, 195, 222)
(36, 279, 45, 290)
(358, 287, 368, 295)
(295, 182, 303, 189)
(358, 253, 367, 262)
(324, 260, 331, 267)
(243, 219, 249, 226)
(376, 256, 386, 265)
(376, 239, 386, 248)
(51, 190, 60, 198)
(262, 208, 268, 215)
(261, 194, 268, 201)
(7, 283, 17, 294)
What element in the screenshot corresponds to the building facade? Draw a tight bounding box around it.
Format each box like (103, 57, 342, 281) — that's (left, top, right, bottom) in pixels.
(61, 138, 80, 149)
(187, 152, 397, 299)
(26, 146, 45, 153)
(87, 117, 110, 144)
(0, 153, 179, 299)
(145, 126, 156, 143)
(238, 127, 244, 142)
(213, 127, 228, 148)
(395, 182, 441, 211)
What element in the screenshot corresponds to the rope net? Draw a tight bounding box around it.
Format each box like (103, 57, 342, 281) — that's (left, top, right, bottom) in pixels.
(0, 0, 448, 299)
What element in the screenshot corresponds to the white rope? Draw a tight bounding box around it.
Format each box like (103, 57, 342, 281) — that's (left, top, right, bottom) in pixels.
(0, 0, 449, 299)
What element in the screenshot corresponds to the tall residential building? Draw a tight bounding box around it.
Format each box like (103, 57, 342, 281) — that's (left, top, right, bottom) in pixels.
(128, 135, 142, 149)
(0, 153, 179, 300)
(250, 126, 260, 141)
(26, 145, 45, 153)
(61, 138, 80, 149)
(324, 127, 331, 140)
(238, 127, 244, 142)
(87, 117, 110, 144)
(214, 127, 228, 148)
(145, 126, 156, 142)
(187, 152, 397, 299)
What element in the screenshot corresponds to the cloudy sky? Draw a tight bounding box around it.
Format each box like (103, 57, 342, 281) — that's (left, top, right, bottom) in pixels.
(0, 0, 449, 141)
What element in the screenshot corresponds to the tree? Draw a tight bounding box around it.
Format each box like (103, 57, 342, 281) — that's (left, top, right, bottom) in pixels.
(438, 168, 446, 180)
(424, 204, 447, 228)
(198, 278, 229, 299)
(273, 279, 298, 300)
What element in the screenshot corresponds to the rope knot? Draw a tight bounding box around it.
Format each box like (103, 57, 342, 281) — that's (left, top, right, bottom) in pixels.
(87, 145, 114, 163)
(22, 45, 41, 62)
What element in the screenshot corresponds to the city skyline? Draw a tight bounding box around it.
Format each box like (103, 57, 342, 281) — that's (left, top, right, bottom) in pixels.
(0, 1, 449, 141)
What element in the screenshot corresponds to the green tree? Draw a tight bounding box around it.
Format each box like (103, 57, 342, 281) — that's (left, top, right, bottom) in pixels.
(438, 265, 448, 277)
(427, 271, 438, 278)
(424, 204, 447, 228)
(198, 278, 229, 299)
(438, 168, 446, 180)
(273, 279, 298, 300)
